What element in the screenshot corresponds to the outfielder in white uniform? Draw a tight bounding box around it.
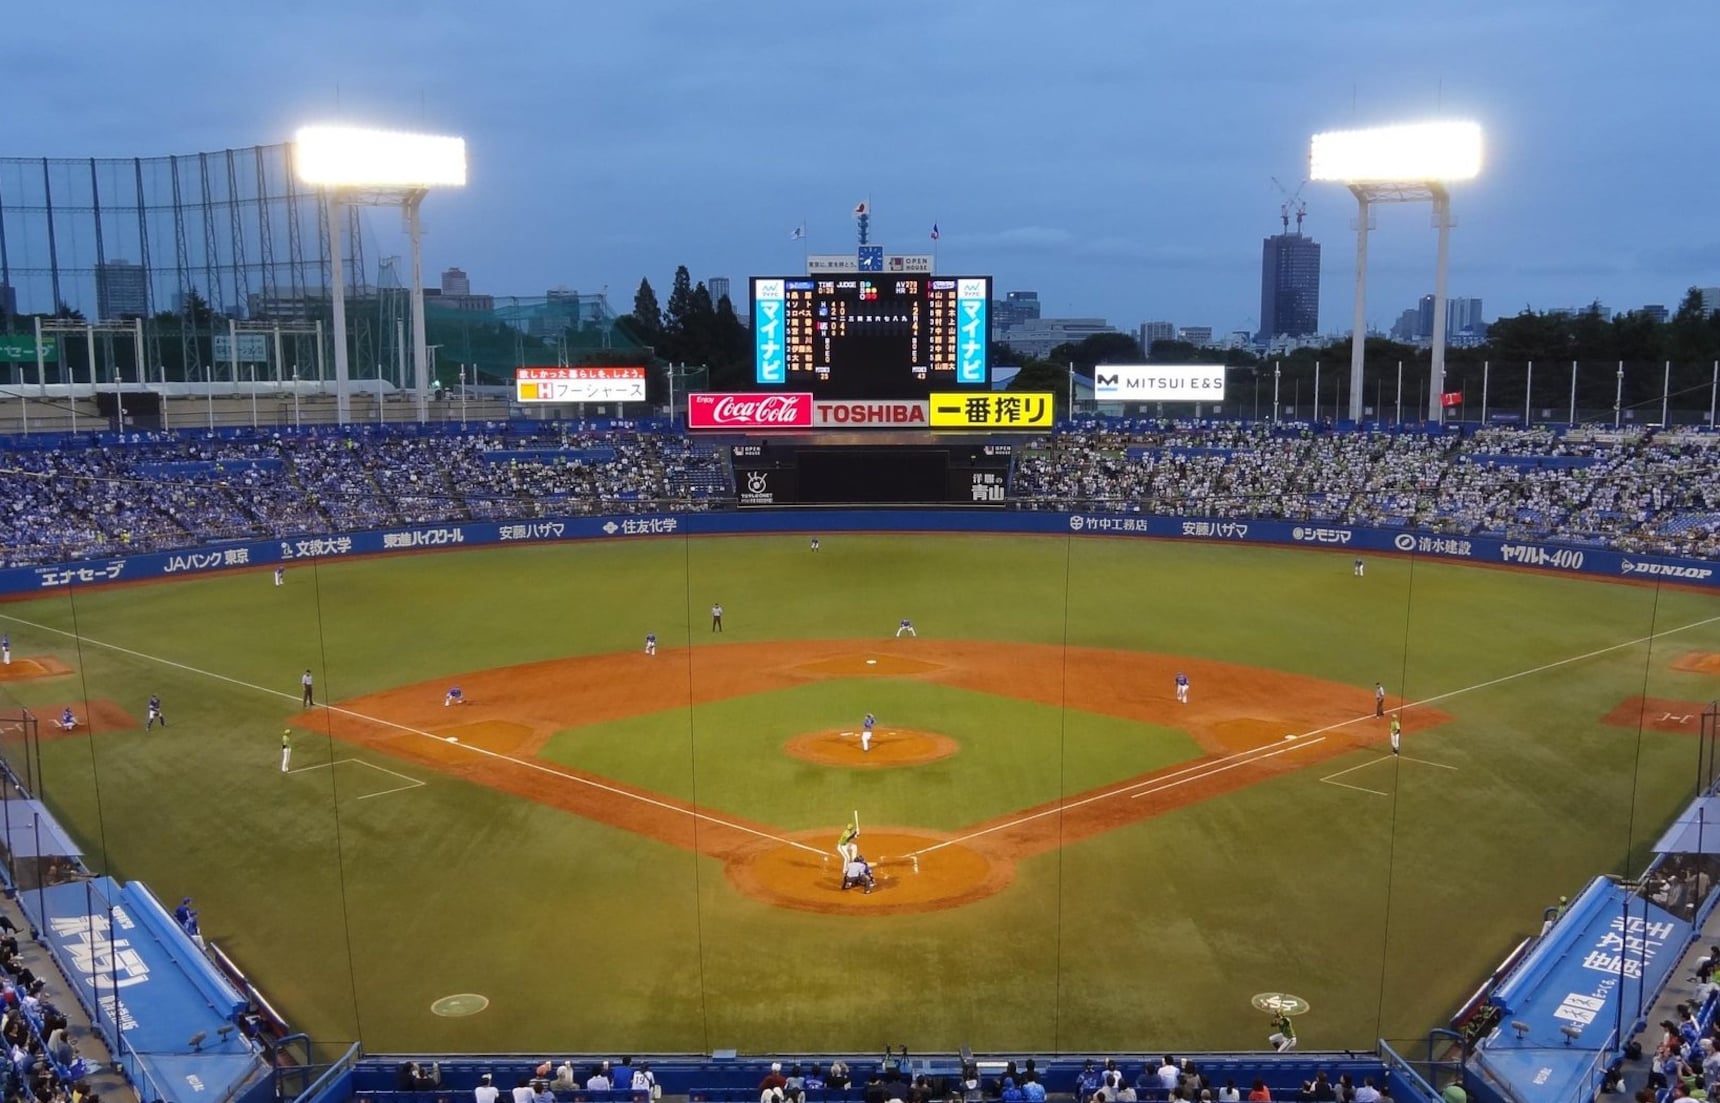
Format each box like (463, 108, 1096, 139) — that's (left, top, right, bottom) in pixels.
(1353, 558, 1365, 577)
(280, 731, 293, 773)
(896, 618, 916, 638)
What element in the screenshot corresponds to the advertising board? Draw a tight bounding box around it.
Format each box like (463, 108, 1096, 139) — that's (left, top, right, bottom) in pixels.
(515, 366, 646, 403)
(1093, 364, 1227, 402)
(686, 392, 814, 430)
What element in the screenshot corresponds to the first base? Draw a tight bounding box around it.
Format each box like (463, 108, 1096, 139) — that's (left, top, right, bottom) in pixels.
(866, 659, 878, 665)
(446, 736, 459, 743)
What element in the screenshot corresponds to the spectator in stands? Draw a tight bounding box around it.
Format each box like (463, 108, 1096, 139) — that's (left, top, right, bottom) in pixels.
(632, 1062, 659, 1100)
(531, 1080, 554, 1103)
(1311, 1072, 1336, 1101)
(1217, 1081, 1241, 1103)
(396, 1062, 439, 1091)
(474, 1073, 499, 1103)
(551, 1063, 578, 1092)
(999, 1079, 1023, 1103)
(512, 1076, 535, 1103)
(759, 1063, 787, 1094)
(1019, 1074, 1046, 1103)
(1077, 1061, 1103, 1099)
(587, 1062, 614, 1091)
(1157, 1057, 1182, 1093)
(1248, 1080, 1272, 1102)
(827, 1062, 850, 1091)
(1352, 1079, 1380, 1103)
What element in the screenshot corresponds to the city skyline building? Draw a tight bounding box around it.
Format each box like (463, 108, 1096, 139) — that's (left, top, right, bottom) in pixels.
(1257, 231, 1321, 339)
(707, 276, 732, 307)
(1140, 320, 1176, 352)
(441, 267, 471, 296)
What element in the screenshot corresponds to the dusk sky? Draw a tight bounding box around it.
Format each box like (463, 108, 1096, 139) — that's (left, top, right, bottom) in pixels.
(10, 0, 1714, 337)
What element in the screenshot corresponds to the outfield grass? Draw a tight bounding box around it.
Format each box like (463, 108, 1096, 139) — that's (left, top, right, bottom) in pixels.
(0, 534, 1716, 1054)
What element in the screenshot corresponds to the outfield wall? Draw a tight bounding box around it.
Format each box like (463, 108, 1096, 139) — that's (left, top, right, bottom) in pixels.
(2, 510, 1715, 596)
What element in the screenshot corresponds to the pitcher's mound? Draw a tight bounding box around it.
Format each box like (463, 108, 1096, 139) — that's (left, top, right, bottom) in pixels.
(785, 728, 958, 768)
(0, 657, 73, 682)
(726, 829, 1013, 916)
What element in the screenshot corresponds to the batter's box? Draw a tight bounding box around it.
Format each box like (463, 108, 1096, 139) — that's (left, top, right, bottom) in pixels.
(1600, 697, 1715, 734)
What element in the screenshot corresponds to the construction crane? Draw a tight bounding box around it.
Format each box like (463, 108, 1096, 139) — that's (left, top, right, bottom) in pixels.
(1270, 176, 1308, 234)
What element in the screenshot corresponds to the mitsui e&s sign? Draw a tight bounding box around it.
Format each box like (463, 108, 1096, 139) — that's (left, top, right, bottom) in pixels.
(1094, 364, 1227, 402)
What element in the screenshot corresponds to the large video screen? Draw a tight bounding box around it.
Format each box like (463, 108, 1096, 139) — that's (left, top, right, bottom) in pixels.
(751, 276, 991, 398)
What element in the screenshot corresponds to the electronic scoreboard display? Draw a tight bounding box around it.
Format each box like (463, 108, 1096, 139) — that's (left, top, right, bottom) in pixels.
(751, 275, 991, 398)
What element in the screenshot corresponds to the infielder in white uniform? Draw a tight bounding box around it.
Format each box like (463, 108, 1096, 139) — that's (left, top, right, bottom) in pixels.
(645, 633, 657, 656)
(281, 730, 293, 773)
(1175, 671, 1190, 704)
(896, 618, 916, 638)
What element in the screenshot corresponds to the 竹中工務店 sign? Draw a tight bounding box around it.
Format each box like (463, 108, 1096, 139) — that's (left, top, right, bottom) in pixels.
(928, 392, 1054, 429)
(515, 366, 646, 403)
(0, 336, 57, 363)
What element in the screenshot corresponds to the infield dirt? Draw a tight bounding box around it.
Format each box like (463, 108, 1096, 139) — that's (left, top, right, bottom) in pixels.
(287, 639, 1450, 915)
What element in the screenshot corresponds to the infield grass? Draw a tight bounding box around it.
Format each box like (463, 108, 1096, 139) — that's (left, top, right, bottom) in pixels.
(0, 534, 1716, 1054)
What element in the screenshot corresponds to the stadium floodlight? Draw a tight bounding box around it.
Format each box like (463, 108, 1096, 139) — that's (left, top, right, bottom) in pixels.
(293, 125, 468, 424)
(1309, 120, 1484, 425)
(292, 125, 467, 189)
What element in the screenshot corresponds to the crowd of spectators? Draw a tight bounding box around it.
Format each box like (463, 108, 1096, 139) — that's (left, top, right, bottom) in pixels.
(0, 426, 733, 567)
(1013, 420, 1720, 559)
(1, 419, 1717, 567)
(0, 915, 96, 1103)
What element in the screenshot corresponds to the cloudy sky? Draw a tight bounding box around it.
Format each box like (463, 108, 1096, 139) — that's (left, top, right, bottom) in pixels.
(9, 0, 1714, 336)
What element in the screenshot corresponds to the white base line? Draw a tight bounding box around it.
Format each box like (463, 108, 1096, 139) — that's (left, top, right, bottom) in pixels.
(0, 612, 824, 857)
(911, 610, 1720, 857)
(1324, 778, 1390, 797)
(912, 736, 1328, 857)
(289, 757, 427, 800)
(1399, 755, 1458, 770)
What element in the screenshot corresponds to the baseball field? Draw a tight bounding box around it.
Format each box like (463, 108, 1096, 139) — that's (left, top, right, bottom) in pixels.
(0, 532, 1717, 1056)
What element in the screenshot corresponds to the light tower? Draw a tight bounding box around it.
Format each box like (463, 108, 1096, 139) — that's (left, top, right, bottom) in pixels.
(1309, 120, 1483, 423)
(293, 125, 467, 424)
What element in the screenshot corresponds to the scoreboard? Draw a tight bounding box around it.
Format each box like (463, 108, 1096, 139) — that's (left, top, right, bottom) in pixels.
(751, 276, 991, 398)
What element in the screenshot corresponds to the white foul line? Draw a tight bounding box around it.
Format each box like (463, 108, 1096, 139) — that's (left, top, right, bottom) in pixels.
(0, 612, 824, 857)
(910, 736, 1329, 857)
(911, 610, 1720, 856)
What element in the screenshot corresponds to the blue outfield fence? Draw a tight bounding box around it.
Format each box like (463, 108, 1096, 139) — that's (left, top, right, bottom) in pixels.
(0, 509, 1714, 597)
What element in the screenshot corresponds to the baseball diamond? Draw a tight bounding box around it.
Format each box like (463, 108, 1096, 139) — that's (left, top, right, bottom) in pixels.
(2, 506, 1717, 1058)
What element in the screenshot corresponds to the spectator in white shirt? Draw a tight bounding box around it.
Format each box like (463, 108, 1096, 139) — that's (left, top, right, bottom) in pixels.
(474, 1075, 499, 1103)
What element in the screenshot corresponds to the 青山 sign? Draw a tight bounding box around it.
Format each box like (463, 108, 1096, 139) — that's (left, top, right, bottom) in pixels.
(928, 392, 1054, 429)
(515, 366, 646, 403)
(0, 336, 57, 363)
(1094, 364, 1227, 402)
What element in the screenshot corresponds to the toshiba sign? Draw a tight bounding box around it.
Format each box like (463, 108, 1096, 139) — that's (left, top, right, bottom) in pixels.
(813, 400, 929, 427)
(686, 393, 814, 430)
(1093, 364, 1227, 402)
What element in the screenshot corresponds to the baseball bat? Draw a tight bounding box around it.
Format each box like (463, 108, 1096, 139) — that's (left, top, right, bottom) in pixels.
(854, 809, 860, 833)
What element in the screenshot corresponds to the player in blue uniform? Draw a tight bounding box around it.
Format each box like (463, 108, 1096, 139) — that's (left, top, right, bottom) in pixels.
(645, 633, 657, 656)
(55, 707, 77, 731)
(1, 632, 10, 665)
(861, 712, 876, 752)
(1175, 671, 1190, 704)
(146, 694, 167, 730)
(895, 618, 916, 638)
(444, 685, 465, 707)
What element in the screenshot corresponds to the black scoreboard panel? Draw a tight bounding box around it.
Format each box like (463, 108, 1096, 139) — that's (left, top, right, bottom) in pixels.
(751, 276, 991, 399)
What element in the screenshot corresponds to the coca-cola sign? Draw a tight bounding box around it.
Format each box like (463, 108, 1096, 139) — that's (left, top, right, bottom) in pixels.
(686, 392, 814, 430)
